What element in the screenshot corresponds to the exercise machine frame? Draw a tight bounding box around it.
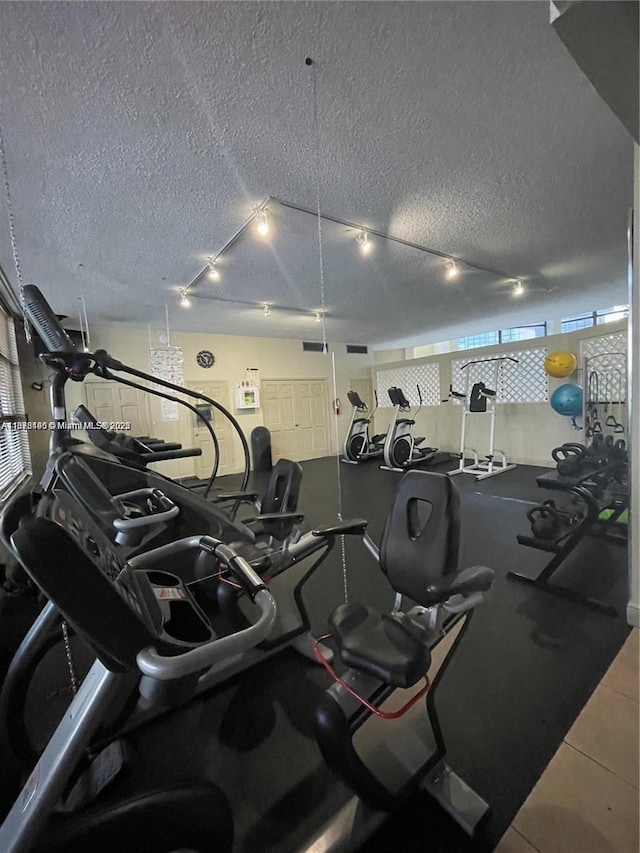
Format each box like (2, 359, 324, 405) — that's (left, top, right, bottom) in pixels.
(448, 357, 517, 481)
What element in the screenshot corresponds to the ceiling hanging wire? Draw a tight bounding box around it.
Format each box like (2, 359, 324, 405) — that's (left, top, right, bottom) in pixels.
(307, 56, 349, 605)
(308, 58, 327, 355)
(0, 103, 30, 339)
(165, 302, 171, 348)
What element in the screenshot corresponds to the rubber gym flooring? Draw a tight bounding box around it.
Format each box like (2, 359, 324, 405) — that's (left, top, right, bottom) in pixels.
(0, 456, 631, 852)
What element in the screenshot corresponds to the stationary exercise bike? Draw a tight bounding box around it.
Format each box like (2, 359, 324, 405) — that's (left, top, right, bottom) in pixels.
(381, 386, 442, 471)
(314, 471, 495, 835)
(342, 390, 387, 463)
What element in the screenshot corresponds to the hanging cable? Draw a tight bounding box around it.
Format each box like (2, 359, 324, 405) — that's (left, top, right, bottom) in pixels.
(0, 103, 30, 340)
(308, 57, 348, 603)
(307, 58, 327, 355)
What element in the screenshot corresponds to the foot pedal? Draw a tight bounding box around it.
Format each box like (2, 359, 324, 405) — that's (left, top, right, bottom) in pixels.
(58, 739, 131, 813)
(421, 759, 489, 836)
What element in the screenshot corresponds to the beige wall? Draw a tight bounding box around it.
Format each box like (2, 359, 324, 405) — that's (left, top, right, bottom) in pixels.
(61, 325, 372, 478)
(371, 320, 628, 468)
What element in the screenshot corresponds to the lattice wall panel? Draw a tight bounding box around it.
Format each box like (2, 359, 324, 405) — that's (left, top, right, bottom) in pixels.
(581, 333, 627, 405)
(581, 331, 627, 361)
(451, 348, 548, 403)
(376, 363, 441, 407)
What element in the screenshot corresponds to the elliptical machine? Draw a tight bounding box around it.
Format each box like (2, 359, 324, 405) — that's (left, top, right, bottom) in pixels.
(342, 390, 387, 464)
(381, 386, 442, 472)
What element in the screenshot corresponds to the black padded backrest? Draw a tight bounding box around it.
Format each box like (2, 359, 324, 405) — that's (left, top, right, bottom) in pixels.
(11, 516, 155, 670)
(259, 458, 303, 515)
(379, 471, 461, 604)
(347, 390, 366, 410)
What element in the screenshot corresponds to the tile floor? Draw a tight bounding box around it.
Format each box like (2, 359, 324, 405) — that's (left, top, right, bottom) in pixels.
(494, 629, 639, 853)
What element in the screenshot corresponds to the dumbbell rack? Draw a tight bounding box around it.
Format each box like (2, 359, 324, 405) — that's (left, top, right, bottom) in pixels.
(507, 468, 628, 616)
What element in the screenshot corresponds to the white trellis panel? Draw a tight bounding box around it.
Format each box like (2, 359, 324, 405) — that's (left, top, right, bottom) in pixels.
(581, 332, 627, 404)
(376, 363, 441, 407)
(451, 348, 548, 404)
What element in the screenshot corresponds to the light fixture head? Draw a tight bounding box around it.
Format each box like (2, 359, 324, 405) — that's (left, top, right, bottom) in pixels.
(513, 280, 525, 297)
(263, 304, 271, 316)
(314, 312, 322, 323)
(179, 289, 191, 307)
(446, 260, 460, 280)
(207, 257, 220, 281)
(256, 209, 269, 236)
(357, 230, 372, 255)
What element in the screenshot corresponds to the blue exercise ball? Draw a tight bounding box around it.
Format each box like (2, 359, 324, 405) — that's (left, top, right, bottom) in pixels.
(549, 383, 583, 417)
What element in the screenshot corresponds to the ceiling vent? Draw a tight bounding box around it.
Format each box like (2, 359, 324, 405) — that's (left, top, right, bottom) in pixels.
(347, 344, 368, 354)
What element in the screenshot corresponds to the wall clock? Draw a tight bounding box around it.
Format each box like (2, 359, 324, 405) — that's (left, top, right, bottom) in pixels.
(196, 350, 215, 368)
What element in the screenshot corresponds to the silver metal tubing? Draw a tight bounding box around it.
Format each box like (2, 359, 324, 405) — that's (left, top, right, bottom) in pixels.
(112, 504, 179, 530)
(126, 536, 205, 569)
(362, 533, 380, 562)
(0, 662, 121, 853)
(136, 588, 277, 680)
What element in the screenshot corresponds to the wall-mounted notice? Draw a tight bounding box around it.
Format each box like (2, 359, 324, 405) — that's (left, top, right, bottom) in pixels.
(149, 347, 185, 420)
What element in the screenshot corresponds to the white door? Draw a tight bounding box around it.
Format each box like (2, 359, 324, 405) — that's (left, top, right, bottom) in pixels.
(190, 381, 235, 478)
(84, 381, 152, 437)
(262, 379, 329, 462)
(261, 380, 299, 460)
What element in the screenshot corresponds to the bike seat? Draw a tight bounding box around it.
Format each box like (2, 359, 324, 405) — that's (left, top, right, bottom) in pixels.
(328, 602, 432, 688)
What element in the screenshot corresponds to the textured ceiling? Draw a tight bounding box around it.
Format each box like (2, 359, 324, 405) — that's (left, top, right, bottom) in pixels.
(0, 1, 634, 347)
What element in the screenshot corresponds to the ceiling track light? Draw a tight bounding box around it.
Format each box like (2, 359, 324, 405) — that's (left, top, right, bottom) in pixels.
(513, 280, 525, 297)
(256, 209, 269, 236)
(179, 289, 191, 307)
(446, 260, 460, 280)
(263, 304, 271, 316)
(314, 312, 322, 323)
(206, 257, 220, 281)
(357, 230, 372, 255)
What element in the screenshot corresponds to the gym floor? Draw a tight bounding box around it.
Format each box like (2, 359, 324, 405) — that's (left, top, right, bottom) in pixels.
(202, 455, 633, 852)
(0, 456, 633, 852)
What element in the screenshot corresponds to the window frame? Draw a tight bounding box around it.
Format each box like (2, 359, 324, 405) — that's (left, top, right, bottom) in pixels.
(0, 307, 32, 502)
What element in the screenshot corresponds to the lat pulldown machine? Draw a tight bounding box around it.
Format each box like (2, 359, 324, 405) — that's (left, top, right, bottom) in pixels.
(448, 357, 518, 481)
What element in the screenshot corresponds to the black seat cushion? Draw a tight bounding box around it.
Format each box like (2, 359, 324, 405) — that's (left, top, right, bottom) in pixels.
(329, 603, 432, 688)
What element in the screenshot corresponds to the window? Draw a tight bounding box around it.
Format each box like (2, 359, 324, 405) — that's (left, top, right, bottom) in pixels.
(458, 325, 547, 350)
(562, 306, 628, 333)
(0, 308, 31, 501)
(561, 313, 594, 333)
(457, 331, 499, 350)
(596, 305, 629, 325)
(500, 323, 547, 344)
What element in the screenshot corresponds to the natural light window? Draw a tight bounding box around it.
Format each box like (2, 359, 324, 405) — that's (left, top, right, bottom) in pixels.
(0, 306, 31, 501)
(596, 305, 629, 325)
(562, 306, 628, 333)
